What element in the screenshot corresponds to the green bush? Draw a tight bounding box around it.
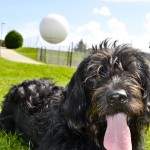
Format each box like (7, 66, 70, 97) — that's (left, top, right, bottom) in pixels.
(5, 30, 23, 49)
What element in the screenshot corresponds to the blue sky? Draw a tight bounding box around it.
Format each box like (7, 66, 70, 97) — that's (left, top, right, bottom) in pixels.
(1, 0, 150, 52)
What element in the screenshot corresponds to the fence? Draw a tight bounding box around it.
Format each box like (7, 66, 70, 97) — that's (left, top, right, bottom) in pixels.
(37, 46, 89, 67)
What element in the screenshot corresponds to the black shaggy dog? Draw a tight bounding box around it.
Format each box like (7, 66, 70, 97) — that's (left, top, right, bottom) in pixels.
(0, 40, 150, 150)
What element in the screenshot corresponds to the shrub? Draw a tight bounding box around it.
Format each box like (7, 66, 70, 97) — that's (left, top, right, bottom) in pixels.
(5, 30, 23, 49)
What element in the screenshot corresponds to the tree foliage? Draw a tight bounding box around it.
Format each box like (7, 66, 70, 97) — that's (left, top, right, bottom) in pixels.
(74, 39, 86, 52)
(5, 30, 23, 49)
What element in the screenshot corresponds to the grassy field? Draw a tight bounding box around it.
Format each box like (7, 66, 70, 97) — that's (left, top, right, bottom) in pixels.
(14, 47, 88, 66)
(0, 48, 150, 149)
(14, 47, 38, 61)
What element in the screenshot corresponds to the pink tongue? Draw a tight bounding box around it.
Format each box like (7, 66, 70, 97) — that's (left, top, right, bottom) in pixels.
(104, 113, 132, 150)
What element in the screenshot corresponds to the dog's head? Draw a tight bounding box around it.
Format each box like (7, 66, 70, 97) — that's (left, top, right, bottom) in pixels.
(63, 40, 150, 146)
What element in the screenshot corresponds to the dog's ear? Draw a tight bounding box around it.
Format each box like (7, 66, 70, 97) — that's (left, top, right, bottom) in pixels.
(143, 75, 150, 119)
(139, 60, 150, 120)
(62, 59, 89, 133)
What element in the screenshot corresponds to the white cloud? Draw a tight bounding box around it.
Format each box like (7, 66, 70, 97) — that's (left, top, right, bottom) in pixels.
(107, 18, 129, 39)
(93, 6, 111, 16)
(65, 21, 106, 47)
(64, 19, 130, 48)
(66, 17, 150, 53)
(104, 15, 150, 53)
(108, 17, 126, 32)
(131, 35, 150, 53)
(106, 18, 137, 48)
(143, 13, 150, 32)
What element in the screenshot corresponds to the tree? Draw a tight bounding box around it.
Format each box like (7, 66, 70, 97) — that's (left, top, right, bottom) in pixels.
(5, 30, 23, 49)
(74, 39, 86, 52)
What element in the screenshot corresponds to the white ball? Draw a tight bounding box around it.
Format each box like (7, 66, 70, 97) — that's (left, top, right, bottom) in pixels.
(39, 14, 69, 44)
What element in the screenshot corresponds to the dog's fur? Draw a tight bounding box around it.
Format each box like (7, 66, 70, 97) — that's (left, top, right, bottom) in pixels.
(0, 40, 150, 150)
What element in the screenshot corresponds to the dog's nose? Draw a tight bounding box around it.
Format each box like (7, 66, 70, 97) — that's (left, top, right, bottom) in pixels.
(107, 90, 127, 106)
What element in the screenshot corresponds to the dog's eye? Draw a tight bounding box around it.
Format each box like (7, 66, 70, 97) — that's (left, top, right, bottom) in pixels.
(98, 66, 108, 77)
(84, 76, 98, 89)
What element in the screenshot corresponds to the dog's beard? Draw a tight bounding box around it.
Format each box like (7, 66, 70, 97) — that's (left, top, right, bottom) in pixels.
(104, 113, 132, 150)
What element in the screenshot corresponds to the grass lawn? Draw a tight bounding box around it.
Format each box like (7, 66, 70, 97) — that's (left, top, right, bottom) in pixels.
(0, 48, 150, 149)
(14, 47, 38, 61)
(14, 47, 88, 66)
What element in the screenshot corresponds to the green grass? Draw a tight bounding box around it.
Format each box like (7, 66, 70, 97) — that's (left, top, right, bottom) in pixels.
(14, 47, 88, 66)
(14, 47, 38, 61)
(0, 58, 75, 102)
(0, 131, 30, 150)
(145, 130, 150, 149)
